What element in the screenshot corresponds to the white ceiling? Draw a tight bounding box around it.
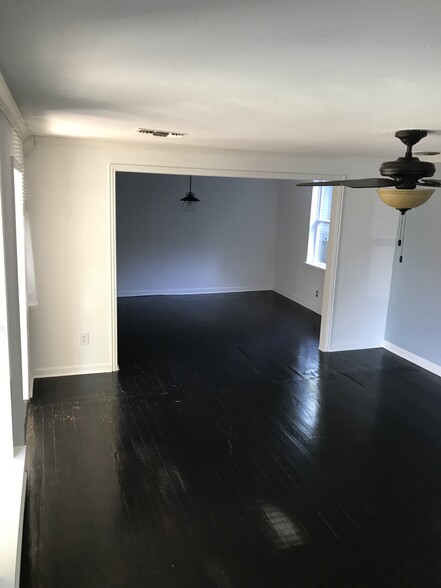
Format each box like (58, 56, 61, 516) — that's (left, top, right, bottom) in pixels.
(0, 0, 440, 157)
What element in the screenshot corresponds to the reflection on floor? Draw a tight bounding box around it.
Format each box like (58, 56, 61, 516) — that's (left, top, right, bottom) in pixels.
(21, 291, 441, 587)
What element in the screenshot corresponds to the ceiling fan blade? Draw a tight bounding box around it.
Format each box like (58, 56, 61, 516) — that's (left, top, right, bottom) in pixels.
(296, 180, 345, 187)
(417, 179, 441, 187)
(342, 178, 397, 188)
(297, 178, 397, 188)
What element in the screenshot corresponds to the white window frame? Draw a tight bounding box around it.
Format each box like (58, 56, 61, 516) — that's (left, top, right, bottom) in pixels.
(306, 185, 332, 270)
(13, 165, 31, 401)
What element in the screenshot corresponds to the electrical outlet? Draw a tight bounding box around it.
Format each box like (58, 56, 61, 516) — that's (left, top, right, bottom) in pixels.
(80, 333, 89, 346)
(315, 290, 319, 297)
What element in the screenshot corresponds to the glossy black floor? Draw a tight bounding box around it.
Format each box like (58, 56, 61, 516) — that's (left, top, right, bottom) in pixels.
(21, 291, 441, 587)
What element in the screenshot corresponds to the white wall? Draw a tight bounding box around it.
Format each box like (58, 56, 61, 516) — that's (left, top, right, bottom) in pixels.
(0, 111, 24, 450)
(26, 136, 398, 376)
(0, 110, 27, 588)
(385, 194, 441, 373)
(332, 195, 398, 350)
(116, 173, 278, 296)
(274, 181, 325, 315)
(0, 112, 15, 458)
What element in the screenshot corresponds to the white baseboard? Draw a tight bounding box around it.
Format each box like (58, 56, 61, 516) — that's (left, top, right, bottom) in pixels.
(383, 340, 441, 377)
(328, 342, 382, 352)
(29, 373, 34, 399)
(117, 285, 272, 297)
(33, 363, 113, 379)
(273, 288, 322, 316)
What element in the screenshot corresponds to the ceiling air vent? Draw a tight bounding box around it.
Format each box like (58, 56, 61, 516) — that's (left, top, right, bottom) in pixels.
(137, 128, 188, 138)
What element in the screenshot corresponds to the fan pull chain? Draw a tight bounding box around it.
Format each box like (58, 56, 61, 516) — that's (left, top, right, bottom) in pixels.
(399, 212, 407, 263)
(397, 213, 405, 247)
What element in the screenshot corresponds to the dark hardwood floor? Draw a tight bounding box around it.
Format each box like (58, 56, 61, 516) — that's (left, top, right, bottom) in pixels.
(21, 291, 441, 587)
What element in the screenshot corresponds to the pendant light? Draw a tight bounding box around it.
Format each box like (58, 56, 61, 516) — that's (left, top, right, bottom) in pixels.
(180, 176, 200, 212)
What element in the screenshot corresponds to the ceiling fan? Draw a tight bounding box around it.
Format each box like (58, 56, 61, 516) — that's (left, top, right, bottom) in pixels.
(297, 129, 440, 262)
(297, 129, 440, 214)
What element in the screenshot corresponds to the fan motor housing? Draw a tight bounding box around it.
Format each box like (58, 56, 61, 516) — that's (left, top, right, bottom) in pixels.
(380, 157, 435, 185)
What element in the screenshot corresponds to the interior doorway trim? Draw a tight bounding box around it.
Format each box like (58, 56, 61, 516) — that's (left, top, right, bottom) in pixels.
(109, 163, 345, 371)
(319, 185, 344, 352)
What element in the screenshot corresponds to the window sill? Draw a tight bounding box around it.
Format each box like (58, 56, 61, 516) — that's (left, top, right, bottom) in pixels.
(305, 262, 326, 271)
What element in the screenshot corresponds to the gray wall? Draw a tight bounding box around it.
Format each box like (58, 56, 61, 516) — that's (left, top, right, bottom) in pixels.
(116, 173, 278, 296)
(274, 181, 325, 314)
(385, 195, 441, 366)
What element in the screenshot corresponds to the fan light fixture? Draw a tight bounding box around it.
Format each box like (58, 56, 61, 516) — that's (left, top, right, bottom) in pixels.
(376, 187, 435, 214)
(296, 130, 441, 264)
(180, 176, 200, 212)
(296, 130, 441, 208)
(375, 187, 435, 263)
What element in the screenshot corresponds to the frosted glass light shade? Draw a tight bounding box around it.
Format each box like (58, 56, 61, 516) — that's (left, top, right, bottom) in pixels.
(376, 188, 434, 211)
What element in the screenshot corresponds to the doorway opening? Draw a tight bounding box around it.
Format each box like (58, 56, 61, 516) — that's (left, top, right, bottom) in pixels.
(110, 166, 342, 371)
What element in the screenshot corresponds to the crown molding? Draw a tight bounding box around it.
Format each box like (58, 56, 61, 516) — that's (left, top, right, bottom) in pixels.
(0, 72, 31, 141)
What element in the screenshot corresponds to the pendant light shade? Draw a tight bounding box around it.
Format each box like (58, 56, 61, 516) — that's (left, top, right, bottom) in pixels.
(376, 187, 434, 214)
(180, 176, 200, 212)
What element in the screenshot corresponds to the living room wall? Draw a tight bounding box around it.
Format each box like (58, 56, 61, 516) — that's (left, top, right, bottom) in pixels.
(116, 172, 278, 296)
(385, 193, 441, 373)
(25, 136, 397, 377)
(273, 181, 326, 315)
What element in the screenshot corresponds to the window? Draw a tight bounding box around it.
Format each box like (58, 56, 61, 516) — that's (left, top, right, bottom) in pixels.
(306, 185, 333, 269)
(13, 167, 29, 400)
